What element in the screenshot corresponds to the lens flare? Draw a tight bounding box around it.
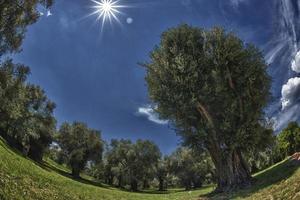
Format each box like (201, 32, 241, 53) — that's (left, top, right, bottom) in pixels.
(90, 0, 127, 30)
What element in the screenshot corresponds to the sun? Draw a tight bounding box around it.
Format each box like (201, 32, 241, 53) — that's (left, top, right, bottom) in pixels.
(90, 0, 127, 29)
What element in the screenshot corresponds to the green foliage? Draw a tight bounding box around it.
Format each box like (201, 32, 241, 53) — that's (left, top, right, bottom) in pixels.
(156, 157, 169, 191)
(0, 137, 214, 200)
(57, 122, 104, 177)
(101, 139, 161, 191)
(277, 122, 300, 157)
(168, 148, 214, 190)
(0, 0, 55, 161)
(0, 59, 56, 161)
(0, 0, 53, 56)
(144, 24, 270, 152)
(143, 24, 271, 190)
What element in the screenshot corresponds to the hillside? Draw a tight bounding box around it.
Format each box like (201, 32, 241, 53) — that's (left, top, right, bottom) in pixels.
(0, 138, 299, 200)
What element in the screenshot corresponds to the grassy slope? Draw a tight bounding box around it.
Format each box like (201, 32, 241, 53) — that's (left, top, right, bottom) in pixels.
(0, 138, 211, 200)
(201, 159, 300, 200)
(0, 138, 299, 200)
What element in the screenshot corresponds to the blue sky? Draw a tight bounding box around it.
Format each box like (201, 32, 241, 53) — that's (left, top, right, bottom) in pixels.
(14, 0, 299, 154)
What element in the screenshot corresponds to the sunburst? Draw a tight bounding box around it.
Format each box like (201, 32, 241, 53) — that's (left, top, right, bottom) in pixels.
(90, 0, 127, 29)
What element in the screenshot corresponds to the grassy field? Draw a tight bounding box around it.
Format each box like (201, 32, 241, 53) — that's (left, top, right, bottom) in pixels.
(0, 138, 299, 200)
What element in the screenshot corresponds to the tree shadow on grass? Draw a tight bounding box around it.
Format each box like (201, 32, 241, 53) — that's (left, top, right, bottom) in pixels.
(38, 161, 111, 189)
(200, 159, 299, 199)
(0, 137, 111, 189)
(0, 137, 26, 157)
(134, 185, 212, 195)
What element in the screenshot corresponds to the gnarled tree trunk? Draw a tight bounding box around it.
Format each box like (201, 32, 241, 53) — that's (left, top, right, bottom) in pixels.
(208, 144, 251, 192)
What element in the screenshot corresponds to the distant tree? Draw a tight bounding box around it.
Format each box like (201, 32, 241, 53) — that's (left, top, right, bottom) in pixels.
(168, 148, 213, 190)
(156, 157, 169, 191)
(102, 139, 161, 191)
(108, 139, 133, 188)
(0, 0, 53, 56)
(0, 60, 56, 161)
(58, 122, 104, 178)
(277, 122, 300, 157)
(133, 140, 161, 190)
(143, 25, 271, 192)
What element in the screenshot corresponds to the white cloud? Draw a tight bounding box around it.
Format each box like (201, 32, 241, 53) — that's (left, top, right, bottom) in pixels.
(137, 106, 168, 125)
(281, 77, 300, 110)
(291, 51, 300, 73)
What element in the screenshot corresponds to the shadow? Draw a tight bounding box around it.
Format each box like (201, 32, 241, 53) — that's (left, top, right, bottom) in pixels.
(133, 185, 212, 195)
(0, 137, 27, 158)
(134, 189, 185, 195)
(38, 161, 111, 189)
(200, 159, 299, 199)
(0, 137, 111, 190)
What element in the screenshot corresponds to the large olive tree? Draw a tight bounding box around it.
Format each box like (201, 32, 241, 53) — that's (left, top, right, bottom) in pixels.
(143, 25, 271, 192)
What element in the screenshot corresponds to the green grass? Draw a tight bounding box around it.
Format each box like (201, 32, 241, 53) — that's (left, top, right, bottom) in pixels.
(0, 137, 299, 200)
(0, 138, 212, 200)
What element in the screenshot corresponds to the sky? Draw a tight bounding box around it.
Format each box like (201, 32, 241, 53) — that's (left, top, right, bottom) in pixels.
(13, 0, 300, 154)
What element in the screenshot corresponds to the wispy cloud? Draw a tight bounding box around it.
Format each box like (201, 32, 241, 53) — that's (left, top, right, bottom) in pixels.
(291, 51, 300, 73)
(137, 105, 168, 125)
(264, 0, 300, 131)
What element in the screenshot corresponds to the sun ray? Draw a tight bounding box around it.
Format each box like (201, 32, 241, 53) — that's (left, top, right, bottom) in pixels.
(90, 0, 127, 30)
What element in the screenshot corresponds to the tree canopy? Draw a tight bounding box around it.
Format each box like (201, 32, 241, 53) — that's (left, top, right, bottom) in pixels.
(0, 0, 53, 56)
(57, 122, 104, 177)
(143, 24, 271, 192)
(0, 59, 56, 161)
(277, 122, 300, 157)
(100, 139, 161, 191)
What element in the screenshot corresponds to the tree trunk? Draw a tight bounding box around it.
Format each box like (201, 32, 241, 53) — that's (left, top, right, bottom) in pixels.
(143, 180, 149, 189)
(130, 179, 138, 191)
(72, 167, 80, 178)
(158, 178, 164, 191)
(208, 144, 251, 192)
(118, 175, 122, 188)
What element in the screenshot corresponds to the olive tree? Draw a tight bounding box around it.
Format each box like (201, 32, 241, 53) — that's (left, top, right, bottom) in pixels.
(58, 122, 104, 178)
(0, 60, 56, 161)
(143, 25, 271, 192)
(277, 122, 300, 157)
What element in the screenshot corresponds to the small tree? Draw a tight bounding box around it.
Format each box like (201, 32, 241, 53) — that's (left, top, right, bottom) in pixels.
(134, 140, 161, 190)
(103, 139, 161, 191)
(278, 122, 300, 157)
(143, 25, 271, 192)
(58, 122, 104, 178)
